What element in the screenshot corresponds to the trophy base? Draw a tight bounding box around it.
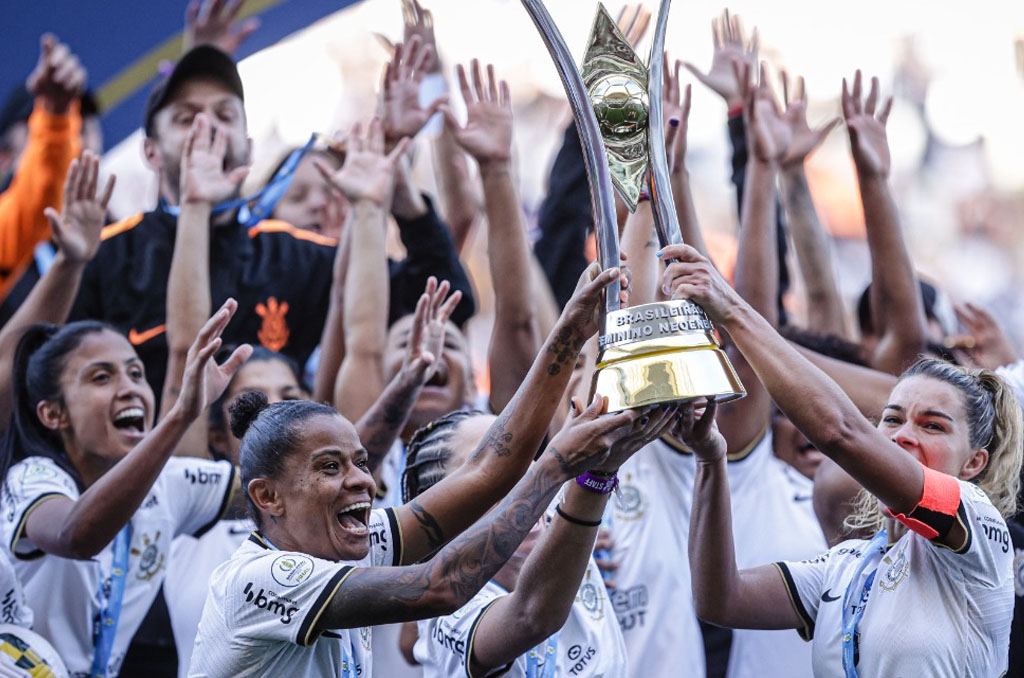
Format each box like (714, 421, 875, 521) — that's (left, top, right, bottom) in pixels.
(593, 300, 745, 412)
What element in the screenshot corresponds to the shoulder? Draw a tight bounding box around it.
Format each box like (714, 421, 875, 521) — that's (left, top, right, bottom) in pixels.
(5, 457, 77, 499)
(160, 457, 234, 486)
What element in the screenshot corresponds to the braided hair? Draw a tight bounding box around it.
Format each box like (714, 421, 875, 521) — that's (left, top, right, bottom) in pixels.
(401, 409, 487, 503)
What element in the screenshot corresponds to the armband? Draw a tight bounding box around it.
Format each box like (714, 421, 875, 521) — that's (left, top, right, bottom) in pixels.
(886, 466, 961, 540)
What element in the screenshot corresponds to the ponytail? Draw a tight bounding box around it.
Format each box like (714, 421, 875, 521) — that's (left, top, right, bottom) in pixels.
(974, 371, 1023, 517)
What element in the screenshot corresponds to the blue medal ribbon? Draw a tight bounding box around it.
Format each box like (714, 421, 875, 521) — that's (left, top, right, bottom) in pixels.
(91, 523, 133, 678)
(525, 632, 559, 678)
(840, 528, 887, 678)
(160, 133, 319, 228)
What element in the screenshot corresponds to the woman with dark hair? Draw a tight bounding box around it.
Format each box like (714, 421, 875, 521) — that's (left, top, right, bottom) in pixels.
(660, 242, 1023, 677)
(0, 300, 251, 678)
(402, 402, 676, 677)
(188, 263, 644, 676)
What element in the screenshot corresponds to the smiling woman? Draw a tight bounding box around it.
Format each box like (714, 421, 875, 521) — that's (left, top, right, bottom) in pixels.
(0, 300, 252, 678)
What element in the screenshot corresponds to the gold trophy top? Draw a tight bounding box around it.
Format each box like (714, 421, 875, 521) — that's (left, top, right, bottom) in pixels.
(581, 4, 651, 211)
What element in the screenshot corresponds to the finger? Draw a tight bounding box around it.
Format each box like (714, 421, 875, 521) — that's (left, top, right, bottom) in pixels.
(211, 123, 228, 161)
(865, 76, 879, 115)
(711, 18, 721, 49)
(99, 173, 117, 210)
(219, 343, 255, 380)
(224, 0, 245, 22)
(401, 36, 420, 77)
(227, 166, 249, 187)
(693, 400, 719, 438)
(852, 70, 863, 114)
(814, 117, 842, 146)
(579, 266, 621, 300)
(878, 96, 893, 125)
(367, 117, 385, 155)
(486, 63, 499, 102)
(578, 394, 608, 421)
(437, 289, 463, 323)
(233, 17, 261, 45)
(423, 95, 447, 119)
(411, 44, 434, 81)
(386, 137, 411, 164)
(79, 151, 97, 202)
(185, 0, 201, 27)
(682, 62, 713, 90)
(62, 156, 79, 209)
(456, 63, 473, 105)
(196, 298, 238, 351)
(657, 243, 704, 263)
(439, 105, 461, 132)
(781, 70, 791, 108)
(499, 80, 511, 109)
(470, 59, 485, 103)
(409, 292, 430, 350)
(841, 78, 853, 120)
(43, 207, 63, 239)
(797, 75, 807, 104)
(195, 337, 224, 368)
(431, 279, 452, 312)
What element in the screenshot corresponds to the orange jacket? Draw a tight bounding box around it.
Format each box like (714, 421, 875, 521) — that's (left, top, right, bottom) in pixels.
(0, 99, 81, 297)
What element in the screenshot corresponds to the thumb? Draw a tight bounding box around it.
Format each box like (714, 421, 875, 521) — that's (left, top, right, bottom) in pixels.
(228, 166, 250, 187)
(682, 61, 711, 88)
(440, 105, 461, 131)
(44, 207, 64, 238)
(578, 394, 608, 422)
(408, 351, 436, 379)
(424, 95, 448, 118)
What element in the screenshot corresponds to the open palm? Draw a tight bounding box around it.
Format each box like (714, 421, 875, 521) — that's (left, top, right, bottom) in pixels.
(842, 71, 893, 177)
(45, 151, 115, 264)
(446, 60, 512, 165)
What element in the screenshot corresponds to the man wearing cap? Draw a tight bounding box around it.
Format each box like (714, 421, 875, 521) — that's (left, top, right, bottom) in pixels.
(70, 45, 475, 399)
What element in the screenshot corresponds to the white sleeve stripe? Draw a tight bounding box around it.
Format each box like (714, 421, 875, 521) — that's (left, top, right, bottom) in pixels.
(191, 464, 239, 539)
(296, 565, 356, 647)
(9, 492, 68, 560)
(773, 562, 814, 642)
(385, 507, 404, 567)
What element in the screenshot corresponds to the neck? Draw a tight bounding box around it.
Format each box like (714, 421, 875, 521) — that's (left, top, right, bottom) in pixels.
(259, 521, 302, 553)
(885, 517, 905, 544)
(69, 451, 117, 489)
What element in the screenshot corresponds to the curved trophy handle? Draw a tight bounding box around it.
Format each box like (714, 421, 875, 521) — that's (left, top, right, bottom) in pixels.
(521, 0, 622, 312)
(647, 0, 683, 248)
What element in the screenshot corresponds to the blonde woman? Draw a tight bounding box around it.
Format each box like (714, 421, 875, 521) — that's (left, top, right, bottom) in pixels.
(661, 243, 1022, 678)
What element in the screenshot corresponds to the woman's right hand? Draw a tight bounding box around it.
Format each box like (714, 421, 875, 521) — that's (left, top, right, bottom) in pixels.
(543, 395, 642, 479)
(174, 299, 252, 422)
(659, 244, 745, 325)
(671, 401, 727, 463)
(560, 262, 630, 341)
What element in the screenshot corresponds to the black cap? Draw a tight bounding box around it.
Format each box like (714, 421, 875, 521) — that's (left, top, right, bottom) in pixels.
(144, 45, 244, 138)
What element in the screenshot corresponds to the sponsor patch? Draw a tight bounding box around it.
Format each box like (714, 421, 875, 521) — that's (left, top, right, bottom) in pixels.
(271, 554, 314, 588)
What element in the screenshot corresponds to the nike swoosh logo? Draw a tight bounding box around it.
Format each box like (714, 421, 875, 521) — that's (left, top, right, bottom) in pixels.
(128, 324, 166, 346)
(821, 589, 841, 602)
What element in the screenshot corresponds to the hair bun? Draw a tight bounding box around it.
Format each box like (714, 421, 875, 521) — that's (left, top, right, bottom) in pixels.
(229, 391, 270, 440)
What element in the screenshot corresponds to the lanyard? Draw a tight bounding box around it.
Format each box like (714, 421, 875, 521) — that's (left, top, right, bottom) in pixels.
(525, 632, 559, 678)
(159, 133, 318, 228)
(91, 523, 133, 678)
(840, 528, 887, 678)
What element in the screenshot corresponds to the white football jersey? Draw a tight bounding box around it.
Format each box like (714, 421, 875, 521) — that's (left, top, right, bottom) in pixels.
(414, 558, 626, 677)
(0, 548, 31, 629)
(777, 480, 1013, 677)
(613, 432, 825, 678)
(188, 507, 403, 677)
(1, 455, 235, 677)
(166, 518, 254, 678)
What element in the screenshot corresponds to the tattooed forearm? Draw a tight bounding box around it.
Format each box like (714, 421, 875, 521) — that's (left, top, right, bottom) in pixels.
(409, 499, 446, 552)
(545, 325, 585, 375)
(548, 446, 574, 477)
(479, 410, 515, 459)
(319, 465, 561, 630)
(356, 369, 424, 471)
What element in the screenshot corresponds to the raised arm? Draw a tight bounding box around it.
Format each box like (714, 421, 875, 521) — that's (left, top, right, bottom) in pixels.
(394, 263, 628, 564)
(162, 114, 248, 459)
(0, 151, 113, 424)
(468, 407, 676, 673)
(310, 194, 350, 404)
(682, 402, 804, 630)
(443, 60, 539, 413)
(843, 71, 926, 374)
(25, 302, 251, 559)
(183, 0, 260, 56)
(318, 395, 640, 629)
(661, 244, 925, 517)
(776, 72, 846, 336)
(715, 62, 790, 456)
(320, 120, 408, 421)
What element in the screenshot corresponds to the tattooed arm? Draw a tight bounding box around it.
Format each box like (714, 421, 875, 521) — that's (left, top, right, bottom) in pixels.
(394, 264, 626, 564)
(318, 397, 638, 629)
(355, 361, 429, 475)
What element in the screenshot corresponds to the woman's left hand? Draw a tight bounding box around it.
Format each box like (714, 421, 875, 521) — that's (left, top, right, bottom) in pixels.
(658, 244, 744, 324)
(175, 299, 253, 422)
(598, 402, 681, 471)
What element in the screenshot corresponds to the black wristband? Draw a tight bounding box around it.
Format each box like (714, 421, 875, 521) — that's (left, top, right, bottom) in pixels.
(555, 504, 602, 528)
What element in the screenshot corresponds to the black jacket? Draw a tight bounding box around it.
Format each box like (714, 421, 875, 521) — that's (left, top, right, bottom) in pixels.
(70, 199, 474, 398)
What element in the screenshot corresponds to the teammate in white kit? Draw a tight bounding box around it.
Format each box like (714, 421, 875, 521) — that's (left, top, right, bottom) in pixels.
(404, 407, 674, 677)
(0, 301, 252, 678)
(661, 241, 1023, 678)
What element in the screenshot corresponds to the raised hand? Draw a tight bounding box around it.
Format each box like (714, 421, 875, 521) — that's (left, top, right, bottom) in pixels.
(602, 402, 680, 470)
(26, 34, 86, 115)
(184, 0, 260, 55)
(616, 3, 651, 49)
(545, 395, 642, 478)
(179, 113, 250, 205)
(44, 151, 115, 264)
(380, 35, 446, 149)
(734, 61, 791, 164)
(176, 299, 253, 421)
(561, 260, 631, 341)
(946, 302, 1020, 369)
(777, 72, 840, 168)
(314, 119, 409, 207)
(671, 402, 726, 462)
(662, 56, 692, 173)
(841, 70, 894, 177)
(442, 60, 513, 168)
(683, 8, 758, 109)
(402, 276, 462, 385)
(659, 243, 744, 323)
(402, 0, 441, 74)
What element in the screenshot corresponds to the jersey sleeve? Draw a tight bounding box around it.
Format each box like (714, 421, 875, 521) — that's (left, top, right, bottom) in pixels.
(224, 549, 355, 647)
(367, 508, 404, 567)
(161, 458, 236, 538)
(774, 547, 833, 642)
(2, 457, 78, 559)
(413, 586, 515, 678)
(932, 480, 1015, 584)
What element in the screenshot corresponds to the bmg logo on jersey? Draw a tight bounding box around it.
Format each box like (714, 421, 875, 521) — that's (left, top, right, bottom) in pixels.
(243, 582, 299, 624)
(271, 554, 315, 587)
(184, 467, 222, 485)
